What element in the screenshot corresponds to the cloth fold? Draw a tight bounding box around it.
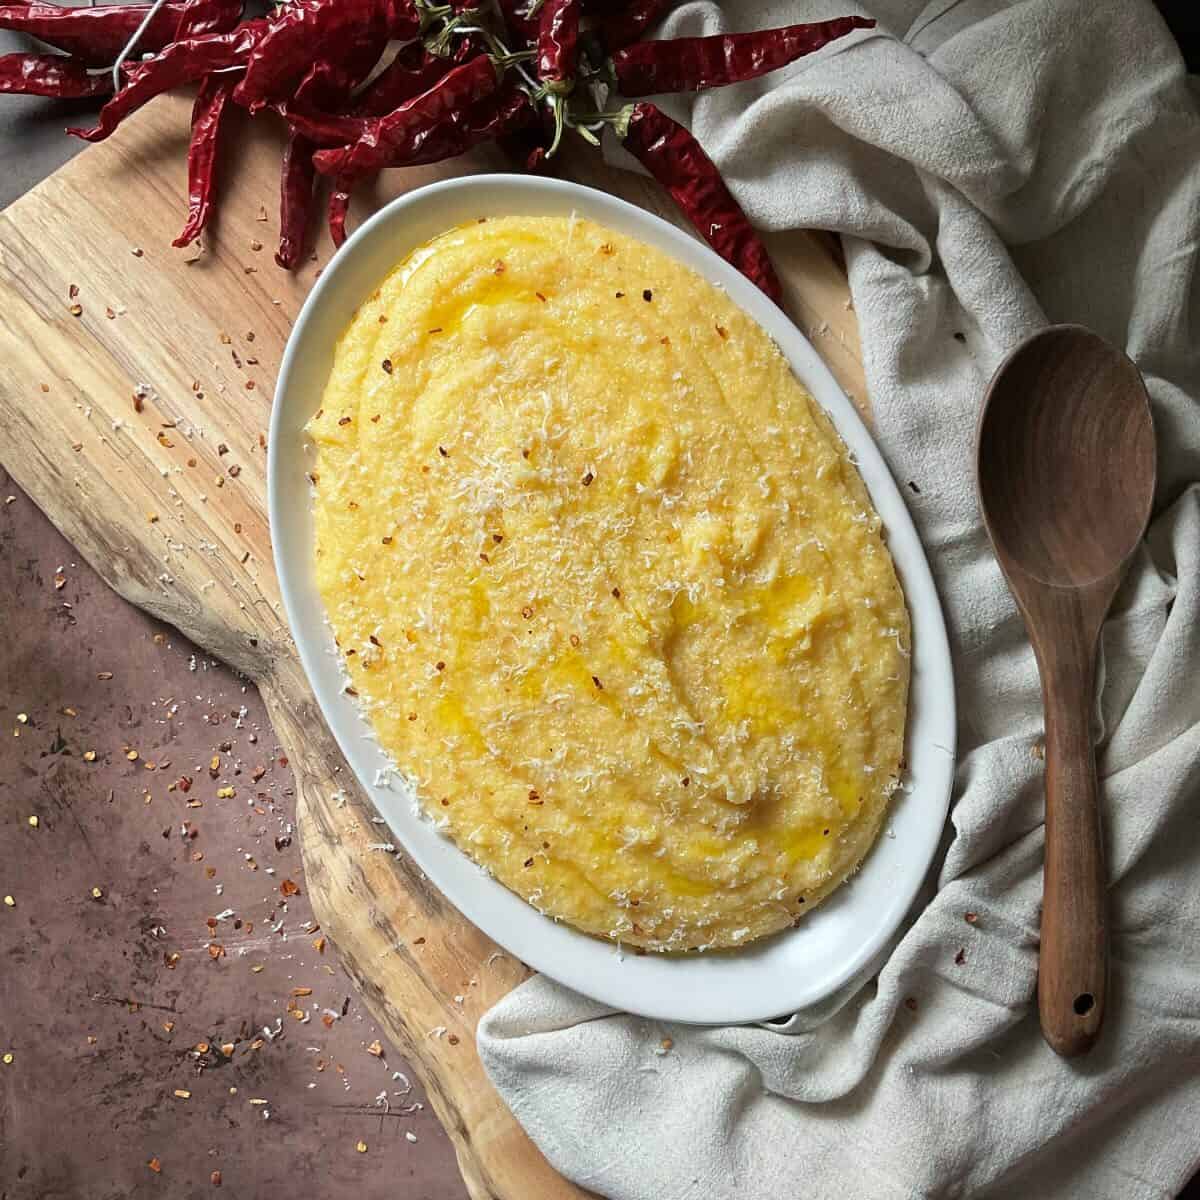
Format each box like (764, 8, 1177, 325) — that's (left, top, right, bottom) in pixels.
(477, 2, 1200, 1196)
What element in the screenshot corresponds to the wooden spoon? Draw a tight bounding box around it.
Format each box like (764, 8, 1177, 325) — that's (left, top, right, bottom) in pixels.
(976, 324, 1155, 1057)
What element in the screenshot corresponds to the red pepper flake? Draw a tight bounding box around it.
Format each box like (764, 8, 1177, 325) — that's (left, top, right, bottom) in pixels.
(521, 605, 534, 620)
(147, 1158, 162, 1174)
(569, 634, 581, 648)
(964, 912, 979, 925)
(132, 247, 144, 258)
(178, 775, 193, 792)
(535, 291, 547, 302)
(447, 1033, 460, 1045)
(208, 942, 225, 959)
(68, 283, 79, 300)
(954, 948, 967, 966)
(904, 996, 918, 1012)
(338, 416, 351, 426)
(280, 879, 300, 897)
(581, 471, 594, 486)
(244, 381, 255, 392)
(611, 587, 621, 598)
(211, 1170, 222, 1187)
(278, 756, 288, 768)
(435, 661, 446, 672)
(105, 307, 116, 321)
(715, 325, 728, 339)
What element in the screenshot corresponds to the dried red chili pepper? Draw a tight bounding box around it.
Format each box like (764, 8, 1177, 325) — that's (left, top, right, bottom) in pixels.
(273, 60, 352, 267)
(595, 0, 672, 52)
(324, 87, 531, 248)
(0, 0, 235, 66)
(355, 42, 459, 116)
(233, 0, 418, 113)
(0, 51, 111, 97)
(276, 130, 317, 268)
(172, 72, 235, 247)
(291, 57, 355, 113)
(173, 0, 244, 40)
(327, 184, 352, 248)
(405, 81, 532, 166)
(317, 83, 531, 191)
(68, 20, 264, 143)
(311, 54, 500, 178)
(616, 102, 781, 302)
(611, 16, 874, 95)
(317, 46, 469, 249)
(537, 0, 578, 91)
(280, 108, 366, 148)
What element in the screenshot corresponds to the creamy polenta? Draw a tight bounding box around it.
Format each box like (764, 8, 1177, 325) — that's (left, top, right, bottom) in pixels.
(308, 215, 910, 951)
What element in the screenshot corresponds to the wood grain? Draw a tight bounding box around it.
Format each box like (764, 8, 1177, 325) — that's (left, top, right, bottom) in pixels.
(0, 92, 864, 1197)
(977, 325, 1155, 1058)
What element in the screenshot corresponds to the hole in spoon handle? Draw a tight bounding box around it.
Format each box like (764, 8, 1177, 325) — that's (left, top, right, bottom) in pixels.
(1038, 662, 1107, 1057)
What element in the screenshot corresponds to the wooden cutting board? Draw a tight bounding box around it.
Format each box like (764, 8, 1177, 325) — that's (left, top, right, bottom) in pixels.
(0, 93, 864, 1200)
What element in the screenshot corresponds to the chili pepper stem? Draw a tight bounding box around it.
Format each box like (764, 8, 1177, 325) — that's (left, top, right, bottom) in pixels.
(566, 118, 600, 146)
(544, 90, 565, 156)
(569, 105, 633, 136)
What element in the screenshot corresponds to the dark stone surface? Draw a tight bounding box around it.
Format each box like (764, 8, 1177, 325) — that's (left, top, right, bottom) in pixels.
(0, 472, 468, 1198)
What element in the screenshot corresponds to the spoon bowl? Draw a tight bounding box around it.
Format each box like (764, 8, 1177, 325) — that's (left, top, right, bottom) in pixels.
(977, 324, 1155, 1057)
(979, 325, 1155, 587)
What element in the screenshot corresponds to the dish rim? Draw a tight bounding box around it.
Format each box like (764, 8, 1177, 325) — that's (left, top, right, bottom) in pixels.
(268, 173, 956, 1025)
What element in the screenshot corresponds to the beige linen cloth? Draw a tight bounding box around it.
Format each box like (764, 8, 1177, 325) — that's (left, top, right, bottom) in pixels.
(476, 2, 1200, 1196)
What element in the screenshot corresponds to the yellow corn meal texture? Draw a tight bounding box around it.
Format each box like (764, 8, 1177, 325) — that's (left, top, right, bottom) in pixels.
(308, 215, 910, 951)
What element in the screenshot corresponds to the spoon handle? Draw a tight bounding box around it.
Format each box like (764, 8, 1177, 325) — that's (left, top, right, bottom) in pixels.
(1038, 650, 1107, 1057)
